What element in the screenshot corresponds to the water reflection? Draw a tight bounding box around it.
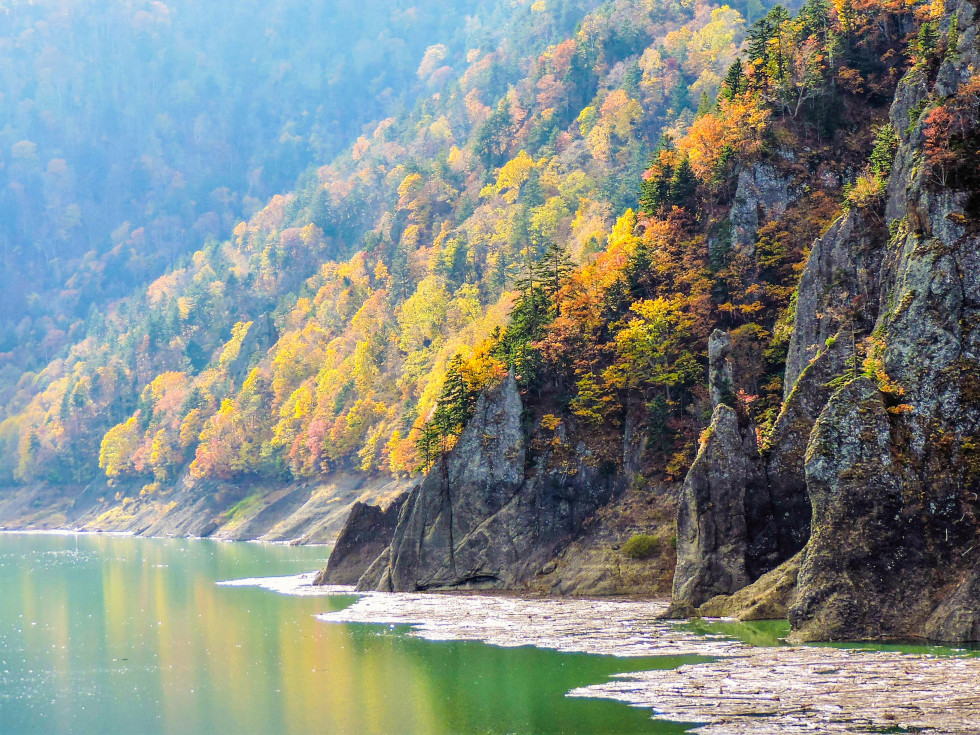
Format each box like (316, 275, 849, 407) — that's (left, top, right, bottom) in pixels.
(0, 534, 690, 734)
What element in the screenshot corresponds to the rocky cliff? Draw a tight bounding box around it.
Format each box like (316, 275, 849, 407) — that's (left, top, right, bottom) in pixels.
(790, 0, 980, 642)
(313, 493, 407, 585)
(317, 1, 980, 644)
(321, 373, 627, 592)
(670, 0, 980, 642)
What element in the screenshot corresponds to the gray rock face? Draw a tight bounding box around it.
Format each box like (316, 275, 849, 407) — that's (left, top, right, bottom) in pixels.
(360, 374, 622, 591)
(314, 493, 406, 585)
(924, 568, 980, 643)
(672, 404, 762, 608)
(790, 0, 980, 641)
(783, 211, 886, 400)
(758, 334, 851, 570)
(708, 329, 734, 408)
(698, 551, 803, 622)
(789, 379, 928, 641)
(730, 163, 792, 258)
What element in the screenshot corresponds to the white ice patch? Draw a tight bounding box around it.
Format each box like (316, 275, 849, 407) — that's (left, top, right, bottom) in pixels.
(216, 572, 356, 596)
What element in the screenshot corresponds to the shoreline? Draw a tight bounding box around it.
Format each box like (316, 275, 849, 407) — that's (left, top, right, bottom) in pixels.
(0, 528, 136, 537)
(227, 573, 980, 735)
(0, 526, 330, 547)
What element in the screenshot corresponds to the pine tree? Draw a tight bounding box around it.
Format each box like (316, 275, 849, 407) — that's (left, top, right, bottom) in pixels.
(669, 156, 698, 209)
(719, 59, 746, 102)
(747, 16, 773, 71)
(797, 0, 830, 42)
(868, 124, 899, 179)
(638, 135, 675, 216)
(916, 21, 938, 65)
(696, 90, 713, 117)
(431, 354, 477, 439)
(533, 240, 574, 305)
(766, 6, 791, 82)
(623, 61, 642, 98)
(415, 422, 441, 473)
(947, 14, 960, 60)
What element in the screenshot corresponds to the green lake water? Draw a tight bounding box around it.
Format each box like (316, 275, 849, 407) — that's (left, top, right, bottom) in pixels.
(0, 533, 703, 735)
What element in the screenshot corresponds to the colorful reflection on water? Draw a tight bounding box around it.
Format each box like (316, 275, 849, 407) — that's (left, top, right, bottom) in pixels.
(0, 533, 696, 735)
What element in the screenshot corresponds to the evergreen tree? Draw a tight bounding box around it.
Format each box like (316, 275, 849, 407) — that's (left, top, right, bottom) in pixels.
(431, 354, 477, 439)
(766, 6, 792, 82)
(916, 21, 938, 64)
(868, 124, 899, 179)
(797, 0, 830, 42)
(533, 240, 575, 305)
(638, 135, 675, 216)
(947, 14, 960, 60)
(669, 156, 698, 209)
(719, 58, 746, 102)
(521, 167, 545, 208)
(415, 422, 441, 473)
(623, 61, 642, 98)
(696, 90, 713, 117)
(747, 16, 773, 71)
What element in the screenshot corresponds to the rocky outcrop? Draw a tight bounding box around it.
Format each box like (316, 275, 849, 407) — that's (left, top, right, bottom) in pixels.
(789, 379, 925, 640)
(789, 0, 980, 642)
(730, 163, 792, 258)
(671, 405, 762, 609)
(358, 373, 623, 592)
(708, 329, 734, 408)
(226, 314, 278, 382)
(755, 334, 851, 571)
(525, 484, 678, 597)
(313, 493, 407, 585)
(782, 210, 886, 400)
(698, 551, 802, 621)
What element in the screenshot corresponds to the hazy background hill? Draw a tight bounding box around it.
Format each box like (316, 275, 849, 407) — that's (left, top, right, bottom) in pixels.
(0, 0, 523, 376)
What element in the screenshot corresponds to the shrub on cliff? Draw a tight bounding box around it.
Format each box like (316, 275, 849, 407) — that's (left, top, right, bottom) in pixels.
(622, 534, 662, 559)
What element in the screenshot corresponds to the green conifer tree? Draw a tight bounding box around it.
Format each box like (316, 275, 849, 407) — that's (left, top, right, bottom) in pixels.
(669, 157, 698, 209)
(719, 58, 746, 102)
(533, 240, 574, 305)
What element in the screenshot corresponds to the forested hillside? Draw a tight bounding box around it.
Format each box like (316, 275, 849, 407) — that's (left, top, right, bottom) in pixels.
(2, 0, 967, 562)
(0, 0, 522, 384)
(1, 0, 761, 488)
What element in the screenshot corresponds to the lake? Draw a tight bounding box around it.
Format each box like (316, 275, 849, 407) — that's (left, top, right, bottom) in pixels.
(0, 533, 698, 735)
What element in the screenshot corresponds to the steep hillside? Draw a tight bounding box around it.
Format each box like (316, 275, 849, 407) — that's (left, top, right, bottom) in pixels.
(320, 0, 980, 644)
(7, 0, 978, 645)
(0, 0, 533, 394)
(1, 0, 763, 529)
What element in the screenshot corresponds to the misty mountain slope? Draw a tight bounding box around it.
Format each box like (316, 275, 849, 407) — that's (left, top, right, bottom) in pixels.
(0, 0, 530, 382)
(1, 0, 758, 496)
